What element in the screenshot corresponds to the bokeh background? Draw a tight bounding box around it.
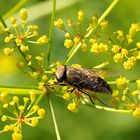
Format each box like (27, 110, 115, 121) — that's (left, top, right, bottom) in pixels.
(0, 0, 140, 140)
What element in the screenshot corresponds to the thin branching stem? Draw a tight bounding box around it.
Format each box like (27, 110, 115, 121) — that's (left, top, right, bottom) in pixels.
(48, 96, 61, 140)
(46, 0, 56, 66)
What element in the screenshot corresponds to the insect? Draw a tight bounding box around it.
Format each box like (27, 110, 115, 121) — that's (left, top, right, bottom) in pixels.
(55, 65, 112, 104)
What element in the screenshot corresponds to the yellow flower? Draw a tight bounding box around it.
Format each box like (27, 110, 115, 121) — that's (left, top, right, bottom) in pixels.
(116, 30, 124, 41)
(121, 48, 128, 56)
(54, 18, 64, 29)
(4, 36, 11, 43)
(129, 23, 140, 37)
(100, 20, 108, 31)
(113, 53, 123, 63)
(123, 57, 136, 70)
(3, 48, 14, 56)
(136, 80, 140, 89)
(90, 43, 108, 53)
(20, 45, 29, 52)
(64, 39, 73, 48)
(74, 36, 81, 43)
(133, 107, 140, 118)
(10, 16, 17, 24)
(116, 76, 127, 87)
(77, 10, 85, 22)
(20, 8, 28, 21)
(65, 32, 71, 38)
(63, 93, 70, 100)
(136, 42, 140, 49)
(126, 35, 133, 44)
(38, 109, 46, 118)
(38, 82, 45, 90)
(31, 117, 38, 127)
(37, 35, 48, 45)
(81, 43, 87, 52)
(131, 90, 139, 96)
(67, 102, 78, 112)
(121, 95, 126, 101)
(111, 45, 121, 53)
(112, 90, 119, 97)
(29, 90, 36, 102)
(12, 133, 22, 140)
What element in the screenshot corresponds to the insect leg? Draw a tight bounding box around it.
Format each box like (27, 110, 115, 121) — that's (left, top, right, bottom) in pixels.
(78, 89, 95, 104)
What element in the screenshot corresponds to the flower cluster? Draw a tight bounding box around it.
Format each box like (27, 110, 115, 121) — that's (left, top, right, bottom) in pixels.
(0, 90, 46, 140)
(112, 23, 140, 70)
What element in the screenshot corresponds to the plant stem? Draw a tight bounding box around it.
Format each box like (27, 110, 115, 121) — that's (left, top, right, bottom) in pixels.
(0, 86, 42, 95)
(64, 0, 119, 65)
(48, 96, 61, 140)
(46, 0, 56, 66)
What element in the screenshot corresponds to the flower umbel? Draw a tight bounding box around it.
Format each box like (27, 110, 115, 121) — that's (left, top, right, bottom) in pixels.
(0, 91, 46, 140)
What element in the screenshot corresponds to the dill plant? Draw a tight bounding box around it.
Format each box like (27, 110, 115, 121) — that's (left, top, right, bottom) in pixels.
(0, 0, 140, 140)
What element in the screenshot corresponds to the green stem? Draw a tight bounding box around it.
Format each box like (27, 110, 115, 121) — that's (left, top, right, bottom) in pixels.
(0, 86, 42, 95)
(48, 96, 61, 140)
(46, 0, 56, 66)
(3, 0, 28, 20)
(64, 0, 119, 65)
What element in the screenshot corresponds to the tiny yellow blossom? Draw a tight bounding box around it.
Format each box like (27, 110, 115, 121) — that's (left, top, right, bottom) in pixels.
(4, 36, 11, 43)
(42, 75, 48, 81)
(25, 55, 32, 61)
(33, 105, 40, 111)
(63, 93, 70, 100)
(121, 95, 126, 101)
(116, 76, 127, 87)
(16, 62, 24, 69)
(100, 20, 108, 31)
(65, 32, 71, 38)
(81, 43, 87, 52)
(113, 53, 123, 63)
(38, 108, 46, 118)
(13, 96, 19, 103)
(64, 39, 73, 48)
(10, 16, 17, 24)
(38, 82, 45, 90)
(126, 35, 133, 44)
(20, 45, 29, 52)
(23, 97, 29, 103)
(1, 115, 7, 122)
(89, 38, 97, 44)
(111, 45, 121, 53)
(129, 23, 140, 37)
(54, 18, 64, 29)
(31, 117, 38, 127)
(123, 57, 136, 70)
(131, 90, 139, 96)
(90, 43, 108, 53)
(67, 102, 78, 112)
(74, 36, 81, 43)
(77, 10, 85, 22)
(116, 30, 125, 41)
(37, 35, 48, 45)
(12, 132, 22, 140)
(136, 80, 140, 89)
(136, 42, 140, 49)
(29, 90, 36, 102)
(112, 90, 119, 97)
(20, 8, 28, 21)
(133, 107, 140, 118)
(121, 48, 128, 56)
(3, 48, 14, 56)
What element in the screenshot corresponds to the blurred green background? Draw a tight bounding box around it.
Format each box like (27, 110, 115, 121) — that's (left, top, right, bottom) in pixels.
(0, 0, 140, 140)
